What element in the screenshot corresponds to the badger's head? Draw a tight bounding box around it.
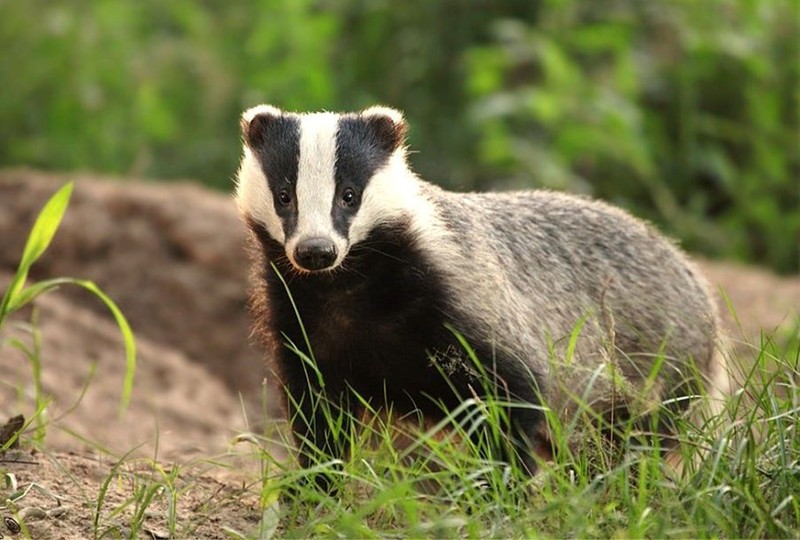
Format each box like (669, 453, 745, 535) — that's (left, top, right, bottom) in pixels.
(236, 105, 413, 273)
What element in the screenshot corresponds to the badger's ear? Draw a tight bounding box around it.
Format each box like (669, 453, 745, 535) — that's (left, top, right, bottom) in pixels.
(361, 106, 408, 153)
(240, 105, 284, 148)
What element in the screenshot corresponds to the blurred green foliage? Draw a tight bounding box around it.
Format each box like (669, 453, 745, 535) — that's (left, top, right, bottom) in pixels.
(465, 0, 799, 273)
(1, 0, 797, 272)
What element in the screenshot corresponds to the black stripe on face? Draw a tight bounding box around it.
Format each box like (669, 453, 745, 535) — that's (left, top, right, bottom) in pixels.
(333, 115, 398, 238)
(245, 112, 301, 240)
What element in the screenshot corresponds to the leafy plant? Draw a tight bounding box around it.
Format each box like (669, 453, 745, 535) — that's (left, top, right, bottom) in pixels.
(465, 0, 799, 272)
(0, 182, 136, 440)
(0, 1, 796, 271)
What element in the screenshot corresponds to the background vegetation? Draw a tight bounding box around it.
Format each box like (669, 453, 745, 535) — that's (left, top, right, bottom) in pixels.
(1, 0, 797, 272)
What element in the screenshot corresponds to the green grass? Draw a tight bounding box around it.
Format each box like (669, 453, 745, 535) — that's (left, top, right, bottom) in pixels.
(230, 322, 799, 539)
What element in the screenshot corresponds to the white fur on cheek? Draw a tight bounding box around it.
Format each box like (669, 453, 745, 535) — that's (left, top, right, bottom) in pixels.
(235, 147, 285, 243)
(349, 153, 435, 246)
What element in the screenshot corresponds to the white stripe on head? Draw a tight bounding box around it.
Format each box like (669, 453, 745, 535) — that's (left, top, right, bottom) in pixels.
(285, 112, 347, 264)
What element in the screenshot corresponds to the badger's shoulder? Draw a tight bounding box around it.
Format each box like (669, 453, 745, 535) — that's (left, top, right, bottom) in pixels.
(410, 185, 717, 353)
(418, 188, 687, 273)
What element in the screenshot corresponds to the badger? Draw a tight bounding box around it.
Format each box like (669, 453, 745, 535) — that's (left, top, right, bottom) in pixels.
(235, 105, 722, 486)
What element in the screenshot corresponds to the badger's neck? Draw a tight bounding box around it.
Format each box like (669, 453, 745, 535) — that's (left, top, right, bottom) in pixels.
(249, 208, 457, 365)
(248, 200, 440, 294)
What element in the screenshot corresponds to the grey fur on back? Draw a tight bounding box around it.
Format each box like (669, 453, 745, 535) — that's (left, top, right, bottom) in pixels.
(416, 183, 719, 416)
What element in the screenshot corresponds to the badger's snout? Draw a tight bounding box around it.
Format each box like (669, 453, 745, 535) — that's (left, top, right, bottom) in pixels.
(293, 237, 338, 271)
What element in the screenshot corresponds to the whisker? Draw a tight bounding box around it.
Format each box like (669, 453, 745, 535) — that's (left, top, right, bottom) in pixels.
(356, 245, 414, 266)
(338, 261, 367, 279)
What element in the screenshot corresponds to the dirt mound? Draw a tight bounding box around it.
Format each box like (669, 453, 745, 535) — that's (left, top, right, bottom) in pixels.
(0, 169, 269, 536)
(0, 447, 262, 539)
(0, 275, 247, 458)
(0, 169, 265, 404)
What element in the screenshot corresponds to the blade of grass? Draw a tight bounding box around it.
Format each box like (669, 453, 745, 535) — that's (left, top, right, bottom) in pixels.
(5, 277, 136, 414)
(0, 182, 73, 327)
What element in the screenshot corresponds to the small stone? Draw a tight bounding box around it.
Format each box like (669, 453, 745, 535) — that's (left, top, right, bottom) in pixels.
(144, 526, 170, 539)
(4, 516, 21, 534)
(0, 415, 24, 449)
(19, 507, 46, 521)
(47, 506, 70, 519)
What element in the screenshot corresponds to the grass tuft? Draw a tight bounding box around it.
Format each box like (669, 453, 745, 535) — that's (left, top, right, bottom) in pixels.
(0, 182, 137, 443)
(245, 317, 799, 538)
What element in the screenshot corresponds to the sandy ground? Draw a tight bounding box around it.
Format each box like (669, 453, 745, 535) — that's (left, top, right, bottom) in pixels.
(0, 169, 797, 538)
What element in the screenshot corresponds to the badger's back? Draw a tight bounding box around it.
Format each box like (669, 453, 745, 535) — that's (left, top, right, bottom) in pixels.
(421, 187, 718, 411)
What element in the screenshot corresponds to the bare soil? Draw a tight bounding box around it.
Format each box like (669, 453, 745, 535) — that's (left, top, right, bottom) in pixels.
(0, 168, 797, 538)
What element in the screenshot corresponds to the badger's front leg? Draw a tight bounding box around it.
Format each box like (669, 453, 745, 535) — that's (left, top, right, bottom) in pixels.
(453, 352, 548, 476)
(281, 359, 354, 493)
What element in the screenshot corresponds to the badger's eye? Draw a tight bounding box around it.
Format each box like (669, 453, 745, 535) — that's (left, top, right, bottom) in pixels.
(341, 188, 356, 207)
(277, 190, 291, 206)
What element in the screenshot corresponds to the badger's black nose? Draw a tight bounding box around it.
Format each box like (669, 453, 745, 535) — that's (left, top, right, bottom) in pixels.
(294, 237, 338, 271)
